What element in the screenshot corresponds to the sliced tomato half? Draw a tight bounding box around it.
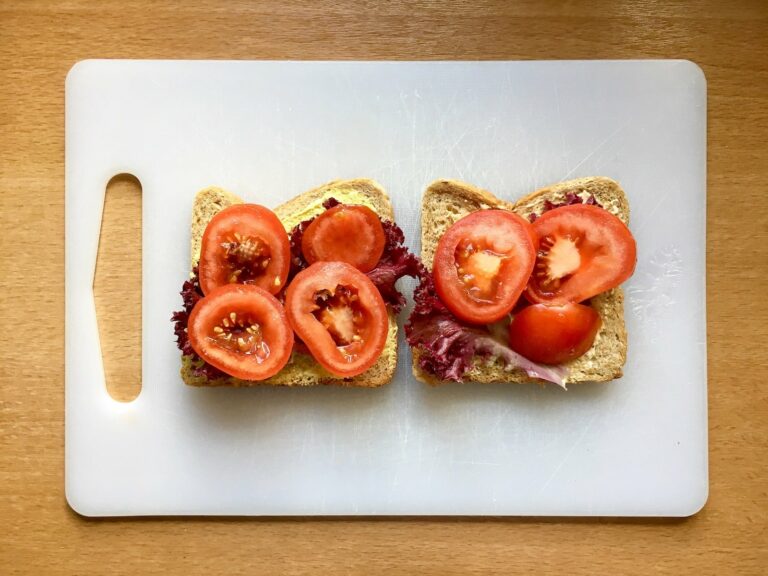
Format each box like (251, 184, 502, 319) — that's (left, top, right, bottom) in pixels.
(302, 204, 386, 272)
(285, 261, 388, 377)
(199, 204, 290, 296)
(526, 204, 636, 305)
(188, 284, 293, 380)
(507, 303, 602, 365)
(433, 210, 537, 324)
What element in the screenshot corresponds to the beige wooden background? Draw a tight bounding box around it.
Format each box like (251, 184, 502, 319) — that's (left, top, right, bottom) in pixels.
(1, 1, 767, 574)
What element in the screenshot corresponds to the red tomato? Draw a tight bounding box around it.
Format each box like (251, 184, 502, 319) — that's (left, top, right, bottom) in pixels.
(302, 204, 386, 272)
(285, 261, 388, 377)
(199, 204, 290, 296)
(526, 204, 636, 305)
(507, 303, 601, 365)
(433, 210, 536, 324)
(188, 284, 293, 380)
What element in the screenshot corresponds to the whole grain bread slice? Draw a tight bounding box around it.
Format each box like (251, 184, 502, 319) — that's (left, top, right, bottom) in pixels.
(181, 179, 397, 388)
(414, 177, 630, 386)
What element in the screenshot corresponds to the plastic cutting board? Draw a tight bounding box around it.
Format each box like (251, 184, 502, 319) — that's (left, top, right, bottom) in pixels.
(65, 60, 707, 516)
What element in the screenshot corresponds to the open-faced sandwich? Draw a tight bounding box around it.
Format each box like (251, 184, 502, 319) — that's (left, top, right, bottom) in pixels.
(406, 177, 637, 389)
(172, 179, 421, 387)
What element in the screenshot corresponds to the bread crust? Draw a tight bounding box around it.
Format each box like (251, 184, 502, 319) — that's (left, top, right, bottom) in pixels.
(413, 177, 630, 386)
(180, 179, 397, 388)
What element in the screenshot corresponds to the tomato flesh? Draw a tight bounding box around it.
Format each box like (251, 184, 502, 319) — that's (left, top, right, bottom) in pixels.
(285, 261, 388, 377)
(302, 204, 386, 272)
(188, 284, 293, 380)
(199, 204, 290, 296)
(433, 210, 536, 324)
(526, 204, 636, 305)
(507, 303, 601, 365)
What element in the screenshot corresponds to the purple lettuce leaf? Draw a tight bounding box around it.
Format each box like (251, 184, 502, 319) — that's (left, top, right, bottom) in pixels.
(405, 271, 568, 388)
(528, 192, 602, 222)
(365, 220, 426, 313)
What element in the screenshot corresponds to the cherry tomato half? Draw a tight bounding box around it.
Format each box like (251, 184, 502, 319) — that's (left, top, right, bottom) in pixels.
(302, 204, 386, 272)
(199, 204, 290, 296)
(507, 303, 602, 365)
(188, 284, 293, 380)
(433, 210, 536, 324)
(526, 204, 636, 305)
(285, 261, 388, 377)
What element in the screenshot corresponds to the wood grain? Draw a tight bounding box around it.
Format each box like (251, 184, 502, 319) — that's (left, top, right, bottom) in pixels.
(94, 175, 142, 402)
(1, 0, 767, 574)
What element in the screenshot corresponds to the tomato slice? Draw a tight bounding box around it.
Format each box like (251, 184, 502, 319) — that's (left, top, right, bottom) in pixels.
(507, 303, 601, 365)
(199, 204, 290, 296)
(433, 210, 536, 324)
(285, 261, 388, 377)
(188, 284, 293, 380)
(302, 204, 385, 272)
(526, 204, 636, 305)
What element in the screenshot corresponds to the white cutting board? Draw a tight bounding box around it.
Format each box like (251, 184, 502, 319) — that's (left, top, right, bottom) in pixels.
(65, 60, 707, 516)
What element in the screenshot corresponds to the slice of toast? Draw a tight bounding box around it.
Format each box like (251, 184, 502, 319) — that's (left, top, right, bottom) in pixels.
(181, 179, 397, 388)
(414, 177, 630, 386)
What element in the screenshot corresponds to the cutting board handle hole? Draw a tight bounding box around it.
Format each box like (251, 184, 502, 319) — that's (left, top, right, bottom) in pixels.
(94, 173, 142, 402)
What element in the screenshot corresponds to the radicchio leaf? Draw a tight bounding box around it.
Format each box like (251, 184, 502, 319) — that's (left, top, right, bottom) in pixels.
(405, 271, 568, 388)
(406, 312, 478, 382)
(471, 331, 568, 389)
(528, 192, 602, 222)
(171, 267, 229, 380)
(365, 220, 426, 313)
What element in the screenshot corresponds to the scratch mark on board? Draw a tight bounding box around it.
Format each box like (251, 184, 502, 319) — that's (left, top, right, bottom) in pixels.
(560, 120, 630, 181)
(534, 412, 599, 497)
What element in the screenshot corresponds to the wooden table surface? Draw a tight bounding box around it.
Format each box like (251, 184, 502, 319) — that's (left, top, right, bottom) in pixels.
(2, 1, 767, 574)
